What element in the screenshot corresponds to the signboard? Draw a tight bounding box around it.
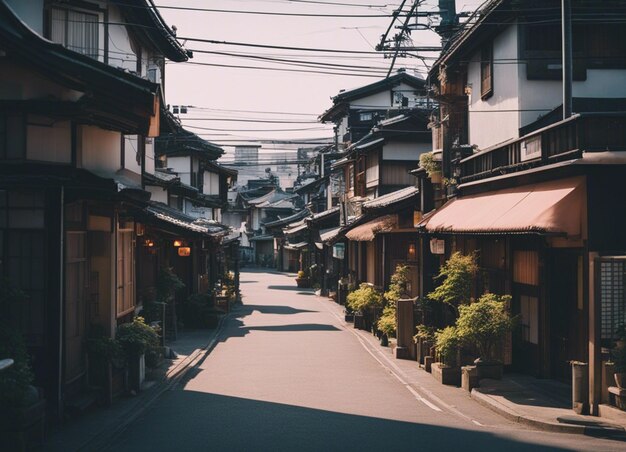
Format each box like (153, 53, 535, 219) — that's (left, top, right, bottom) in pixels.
(332, 243, 345, 259)
(429, 238, 445, 255)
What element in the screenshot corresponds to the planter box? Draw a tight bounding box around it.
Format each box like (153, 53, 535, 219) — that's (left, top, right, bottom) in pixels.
(476, 361, 503, 380)
(0, 398, 46, 450)
(462, 365, 479, 392)
(423, 356, 434, 373)
(353, 312, 365, 330)
(295, 278, 311, 288)
(128, 353, 146, 392)
(431, 362, 461, 386)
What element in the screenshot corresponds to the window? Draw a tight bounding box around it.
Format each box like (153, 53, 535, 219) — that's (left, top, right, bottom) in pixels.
(600, 258, 626, 342)
(116, 229, 135, 317)
(480, 43, 493, 99)
(50, 7, 99, 59)
(520, 295, 539, 344)
(359, 112, 373, 122)
(0, 116, 26, 160)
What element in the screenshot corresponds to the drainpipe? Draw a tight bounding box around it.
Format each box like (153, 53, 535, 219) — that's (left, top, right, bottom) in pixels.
(562, 0, 572, 119)
(57, 185, 65, 418)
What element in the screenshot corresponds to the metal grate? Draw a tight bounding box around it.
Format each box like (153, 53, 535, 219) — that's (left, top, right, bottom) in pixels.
(600, 259, 626, 340)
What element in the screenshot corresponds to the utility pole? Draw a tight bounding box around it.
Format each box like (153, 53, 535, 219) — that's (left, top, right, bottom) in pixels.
(562, 0, 573, 119)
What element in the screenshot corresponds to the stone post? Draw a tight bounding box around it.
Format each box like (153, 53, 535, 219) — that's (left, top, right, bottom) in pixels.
(394, 298, 415, 360)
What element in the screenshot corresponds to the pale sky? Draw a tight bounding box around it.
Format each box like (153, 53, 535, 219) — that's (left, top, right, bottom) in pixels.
(158, 1, 485, 158)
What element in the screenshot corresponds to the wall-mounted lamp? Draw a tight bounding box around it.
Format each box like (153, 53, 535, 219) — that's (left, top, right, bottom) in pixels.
(178, 247, 191, 257)
(144, 239, 155, 248)
(408, 243, 416, 260)
(173, 239, 183, 247)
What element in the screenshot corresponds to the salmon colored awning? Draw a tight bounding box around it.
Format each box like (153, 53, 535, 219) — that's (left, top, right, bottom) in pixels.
(345, 215, 398, 241)
(419, 176, 585, 237)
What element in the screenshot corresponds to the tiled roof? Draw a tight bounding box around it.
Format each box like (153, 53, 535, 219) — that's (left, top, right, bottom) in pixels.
(363, 186, 419, 210)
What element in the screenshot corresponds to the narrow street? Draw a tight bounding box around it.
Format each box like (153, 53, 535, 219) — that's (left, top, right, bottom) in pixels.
(107, 269, 623, 451)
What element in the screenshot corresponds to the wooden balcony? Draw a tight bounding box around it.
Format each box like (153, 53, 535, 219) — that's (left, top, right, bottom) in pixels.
(459, 113, 626, 183)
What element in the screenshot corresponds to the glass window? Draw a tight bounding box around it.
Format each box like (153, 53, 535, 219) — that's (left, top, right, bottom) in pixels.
(520, 295, 539, 344)
(359, 112, 373, 122)
(600, 258, 626, 342)
(480, 43, 493, 99)
(50, 7, 99, 60)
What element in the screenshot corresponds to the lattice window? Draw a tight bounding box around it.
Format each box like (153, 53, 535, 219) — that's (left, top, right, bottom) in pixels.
(600, 258, 626, 341)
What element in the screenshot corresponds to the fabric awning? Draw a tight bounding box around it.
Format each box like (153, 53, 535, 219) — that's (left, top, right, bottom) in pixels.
(418, 176, 585, 236)
(345, 215, 398, 241)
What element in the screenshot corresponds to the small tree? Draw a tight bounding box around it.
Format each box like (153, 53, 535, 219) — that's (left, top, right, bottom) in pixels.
(456, 293, 516, 362)
(429, 252, 478, 315)
(117, 316, 159, 357)
(435, 326, 461, 367)
(377, 265, 411, 337)
(156, 267, 185, 303)
(419, 152, 441, 178)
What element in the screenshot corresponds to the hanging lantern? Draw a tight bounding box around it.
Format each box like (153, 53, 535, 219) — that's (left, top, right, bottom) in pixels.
(173, 239, 183, 247)
(178, 247, 191, 257)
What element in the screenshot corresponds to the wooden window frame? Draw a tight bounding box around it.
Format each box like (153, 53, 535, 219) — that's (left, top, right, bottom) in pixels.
(480, 43, 494, 100)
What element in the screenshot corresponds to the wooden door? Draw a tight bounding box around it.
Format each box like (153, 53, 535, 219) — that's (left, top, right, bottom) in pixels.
(65, 231, 87, 384)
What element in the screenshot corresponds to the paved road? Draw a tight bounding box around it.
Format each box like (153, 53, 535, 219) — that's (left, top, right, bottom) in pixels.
(107, 269, 625, 451)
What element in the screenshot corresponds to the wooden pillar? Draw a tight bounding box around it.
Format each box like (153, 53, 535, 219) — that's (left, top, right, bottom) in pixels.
(394, 298, 416, 360)
(588, 252, 601, 415)
(539, 244, 551, 378)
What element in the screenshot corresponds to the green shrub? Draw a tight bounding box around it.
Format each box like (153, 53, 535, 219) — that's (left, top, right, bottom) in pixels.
(414, 324, 436, 342)
(419, 151, 441, 177)
(346, 283, 383, 313)
(0, 325, 34, 408)
(435, 326, 461, 366)
(384, 264, 410, 304)
(117, 317, 159, 356)
(613, 345, 626, 373)
(87, 336, 125, 368)
(455, 293, 515, 362)
(183, 294, 222, 329)
(156, 267, 185, 303)
(429, 252, 478, 313)
(377, 304, 396, 337)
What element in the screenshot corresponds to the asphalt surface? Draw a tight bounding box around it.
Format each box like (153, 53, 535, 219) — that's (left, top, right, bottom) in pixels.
(106, 269, 626, 451)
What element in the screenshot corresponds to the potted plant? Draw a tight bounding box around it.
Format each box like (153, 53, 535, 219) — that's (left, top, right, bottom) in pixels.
(428, 251, 478, 317)
(346, 283, 383, 331)
(414, 324, 436, 365)
(117, 316, 159, 392)
(613, 343, 626, 389)
(419, 151, 442, 184)
(295, 270, 311, 288)
(456, 293, 516, 380)
(377, 305, 395, 346)
(0, 324, 45, 450)
(432, 326, 462, 386)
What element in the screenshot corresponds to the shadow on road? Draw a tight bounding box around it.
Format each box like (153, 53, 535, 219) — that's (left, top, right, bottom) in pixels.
(237, 304, 318, 316)
(246, 324, 339, 333)
(107, 390, 573, 452)
(267, 285, 313, 292)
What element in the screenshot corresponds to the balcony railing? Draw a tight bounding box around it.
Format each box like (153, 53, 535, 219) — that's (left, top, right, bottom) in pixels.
(459, 113, 626, 183)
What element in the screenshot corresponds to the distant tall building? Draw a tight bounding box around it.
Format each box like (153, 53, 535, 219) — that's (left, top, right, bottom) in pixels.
(234, 145, 260, 164)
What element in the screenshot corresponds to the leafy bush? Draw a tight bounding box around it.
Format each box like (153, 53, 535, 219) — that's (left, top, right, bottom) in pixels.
(435, 326, 461, 366)
(414, 324, 436, 342)
(613, 345, 626, 374)
(377, 304, 396, 337)
(156, 267, 185, 303)
(0, 325, 34, 408)
(183, 294, 222, 329)
(384, 264, 410, 304)
(297, 270, 307, 279)
(117, 317, 159, 356)
(419, 151, 441, 177)
(87, 336, 126, 368)
(455, 293, 515, 362)
(429, 252, 478, 313)
(346, 283, 383, 313)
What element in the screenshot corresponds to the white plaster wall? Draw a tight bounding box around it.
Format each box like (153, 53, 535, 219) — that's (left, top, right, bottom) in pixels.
(382, 142, 431, 161)
(26, 119, 71, 163)
(79, 125, 121, 176)
(146, 185, 167, 204)
(203, 171, 220, 195)
(350, 91, 391, 108)
(184, 199, 212, 219)
(168, 156, 191, 185)
(123, 135, 141, 174)
(107, 6, 139, 73)
(6, 0, 44, 35)
(467, 24, 520, 150)
(144, 138, 155, 174)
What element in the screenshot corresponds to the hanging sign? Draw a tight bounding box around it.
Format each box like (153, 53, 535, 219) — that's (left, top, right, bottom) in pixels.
(332, 243, 345, 259)
(429, 238, 445, 255)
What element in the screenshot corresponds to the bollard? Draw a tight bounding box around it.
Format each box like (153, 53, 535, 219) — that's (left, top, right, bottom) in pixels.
(571, 361, 589, 415)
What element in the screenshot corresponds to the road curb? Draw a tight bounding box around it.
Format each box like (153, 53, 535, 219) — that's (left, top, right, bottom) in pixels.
(84, 312, 230, 452)
(470, 388, 625, 436)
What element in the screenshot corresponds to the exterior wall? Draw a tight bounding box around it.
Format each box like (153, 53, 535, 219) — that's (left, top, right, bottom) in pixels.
(467, 23, 520, 150)
(168, 156, 191, 185)
(183, 198, 213, 220)
(79, 125, 121, 176)
(6, 0, 44, 34)
(0, 62, 83, 102)
(107, 5, 139, 72)
(146, 185, 168, 204)
(123, 135, 142, 174)
(26, 118, 72, 163)
(203, 171, 220, 195)
(382, 142, 431, 161)
(144, 138, 155, 174)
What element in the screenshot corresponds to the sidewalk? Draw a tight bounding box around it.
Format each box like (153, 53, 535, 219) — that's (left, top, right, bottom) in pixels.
(472, 375, 626, 436)
(44, 318, 226, 452)
(315, 293, 626, 438)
